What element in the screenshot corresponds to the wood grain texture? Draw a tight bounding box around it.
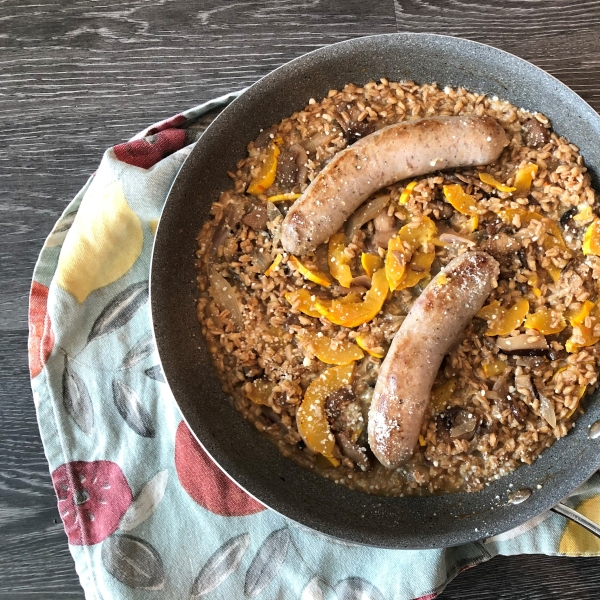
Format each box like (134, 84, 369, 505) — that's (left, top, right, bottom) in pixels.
(2, 0, 600, 597)
(393, 0, 600, 109)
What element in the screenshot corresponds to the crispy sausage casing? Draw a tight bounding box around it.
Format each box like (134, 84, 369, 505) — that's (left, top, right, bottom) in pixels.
(368, 250, 500, 469)
(281, 115, 508, 255)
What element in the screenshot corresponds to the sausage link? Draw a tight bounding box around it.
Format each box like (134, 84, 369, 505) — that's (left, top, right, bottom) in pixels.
(367, 250, 500, 468)
(281, 116, 508, 255)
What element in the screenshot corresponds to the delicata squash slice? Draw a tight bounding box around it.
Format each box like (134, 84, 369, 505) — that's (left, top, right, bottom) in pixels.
(328, 232, 354, 288)
(296, 363, 355, 466)
(385, 216, 437, 292)
(477, 298, 530, 336)
(315, 269, 388, 328)
(247, 142, 280, 195)
(297, 331, 364, 365)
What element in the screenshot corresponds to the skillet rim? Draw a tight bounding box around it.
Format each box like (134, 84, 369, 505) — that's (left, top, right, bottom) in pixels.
(150, 32, 600, 549)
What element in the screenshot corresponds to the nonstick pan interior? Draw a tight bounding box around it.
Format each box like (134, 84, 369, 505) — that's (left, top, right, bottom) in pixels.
(151, 33, 600, 548)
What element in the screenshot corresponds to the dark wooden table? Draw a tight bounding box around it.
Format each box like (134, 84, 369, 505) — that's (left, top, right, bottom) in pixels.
(3, 1, 600, 597)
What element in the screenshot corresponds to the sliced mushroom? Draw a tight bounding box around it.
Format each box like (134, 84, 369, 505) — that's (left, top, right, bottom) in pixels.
(331, 284, 369, 296)
(492, 373, 528, 424)
(254, 125, 278, 149)
(481, 232, 522, 266)
(510, 397, 529, 423)
(325, 386, 355, 426)
(374, 208, 396, 233)
(481, 213, 507, 236)
(522, 118, 550, 147)
(335, 431, 371, 471)
(515, 373, 536, 398)
(391, 250, 406, 267)
(350, 275, 372, 288)
(547, 345, 568, 361)
(493, 375, 510, 411)
(373, 229, 400, 250)
(436, 406, 479, 442)
(314, 242, 330, 273)
(514, 355, 546, 369)
(496, 333, 548, 355)
(429, 199, 454, 220)
(560, 207, 578, 229)
(513, 373, 540, 421)
(439, 232, 475, 247)
(243, 201, 268, 230)
(346, 121, 376, 145)
(261, 406, 283, 424)
(223, 198, 245, 228)
(276, 144, 309, 188)
(518, 374, 557, 429)
(324, 386, 370, 469)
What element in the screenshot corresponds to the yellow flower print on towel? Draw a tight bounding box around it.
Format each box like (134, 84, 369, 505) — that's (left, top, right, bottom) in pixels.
(56, 180, 143, 302)
(559, 496, 600, 555)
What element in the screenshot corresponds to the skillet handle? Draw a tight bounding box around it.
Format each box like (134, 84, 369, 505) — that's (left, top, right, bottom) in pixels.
(551, 502, 600, 539)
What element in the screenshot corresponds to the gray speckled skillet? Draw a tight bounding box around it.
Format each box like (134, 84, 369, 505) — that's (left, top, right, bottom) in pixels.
(151, 33, 600, 549)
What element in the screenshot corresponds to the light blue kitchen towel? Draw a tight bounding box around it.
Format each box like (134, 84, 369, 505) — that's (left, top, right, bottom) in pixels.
(28, 91, 600, 600)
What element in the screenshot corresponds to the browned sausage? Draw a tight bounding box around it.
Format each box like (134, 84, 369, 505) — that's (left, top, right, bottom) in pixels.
(281, 116, 508, 255)
(367, 250, 500, 469)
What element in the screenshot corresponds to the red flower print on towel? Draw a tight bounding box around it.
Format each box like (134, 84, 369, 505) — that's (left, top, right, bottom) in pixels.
(52, 461, 133, 545)
(113, 129, 187, 169)
(28, 281, 54, 378)
(175, 421, 265, 516)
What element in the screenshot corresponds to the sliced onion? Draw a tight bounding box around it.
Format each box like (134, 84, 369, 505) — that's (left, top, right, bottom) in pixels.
(302, 131, 339, 153)
(537, 390, 557, 428)
(450, 415, 477, 439)
(266, 201, 282, 222)
(209, 218, 231, 259)
(208, 269, 244, 330)
(514, 373, 535, 399)
(251, 250, 272, 273)
(290, 144, 309, 186)
(345, 195, 390, 241)
(266, 201, 283, 243)
(439, 232, 475, 246)
(209, 203, 243, 258)
(496, 334, 548, 354)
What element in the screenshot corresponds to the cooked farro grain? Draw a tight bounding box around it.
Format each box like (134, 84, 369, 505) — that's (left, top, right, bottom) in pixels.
(195, 80, 600, 496)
